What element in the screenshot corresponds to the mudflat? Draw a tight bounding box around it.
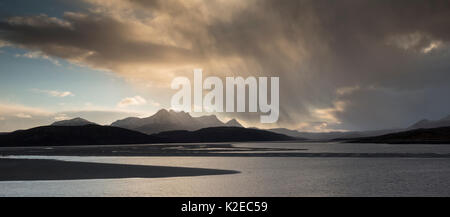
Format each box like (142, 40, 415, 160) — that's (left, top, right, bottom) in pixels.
(0, 158, 239, 181)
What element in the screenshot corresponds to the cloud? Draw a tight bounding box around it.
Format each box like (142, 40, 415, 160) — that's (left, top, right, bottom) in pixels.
(422, 41, 443, 53)
(117, 95, 147, 107)
(54, 113, 70, 121)
(15, 113, 32, 118)
(0, 103, 51, 116)
(296, 121, 338, 133)
(0, 103, 51, 131)
(48, 91, 73, 97)
(1, 0, 450, 130)
(32, 89, 74, 97)
(0, 40, 9, 48)
(150, 100, 161, 107)
(336, 86, 361, 96)
(59, 110, 148, 123)
(15, 51, 61, 66)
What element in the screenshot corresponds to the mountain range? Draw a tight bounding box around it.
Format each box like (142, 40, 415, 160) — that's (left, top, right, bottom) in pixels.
(47, 110, 450, 140)
(0, 109, 295, 146)
(1, 109, 449, 146)
(0, 125, 294, 147)
(348, 127, 450, 144)
(0, 125, 163, 147)
(407, 115, 450, 129)
(51, 117, 97, 126)
(31, 110, 450, 141)
(268, 128, 402, 140)
(269, 114, 450, 140)
(111, 109, 243, 134)
(154, 127, 294, 143)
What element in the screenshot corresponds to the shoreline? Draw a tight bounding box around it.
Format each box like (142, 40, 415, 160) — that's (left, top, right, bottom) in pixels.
(2, 143, 450, 158)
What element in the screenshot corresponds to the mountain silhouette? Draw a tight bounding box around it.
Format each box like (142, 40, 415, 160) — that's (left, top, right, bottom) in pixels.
(268, 128, 309, 138)
(267, 128, 396, 140)
(408, 115, 450, 129)
(0, 124, 296, 147)
(4, 111, 449, 146)
(153, 127, 295, 143)
(348, 126, 450, 144)
(51, 117, 97, 126)
(0, 125, 163, 147)
(225, 119, 243, 127)
(112, 109, 242, 134)
(267, 115, 450, 140)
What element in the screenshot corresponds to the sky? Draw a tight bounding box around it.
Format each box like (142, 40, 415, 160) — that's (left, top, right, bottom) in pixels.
(1, 0, 450, 132)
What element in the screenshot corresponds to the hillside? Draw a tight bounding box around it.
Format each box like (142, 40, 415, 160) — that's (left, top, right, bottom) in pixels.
(153, 127, 296, 143)
(51, 117, 97, 126)
(408, 115, 450, 129)
(0, 125, 163, 147)
(348, 127, 450, 144)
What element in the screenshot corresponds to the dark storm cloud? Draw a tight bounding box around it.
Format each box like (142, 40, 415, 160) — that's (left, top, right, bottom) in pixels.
(1, 0, 450, 130)
(0, 12, 200, 67)
(196, 0, 450, 129)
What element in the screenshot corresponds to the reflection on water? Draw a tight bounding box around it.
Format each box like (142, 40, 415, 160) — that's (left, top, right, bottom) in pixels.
(234, 142, 450, 154)
(1, 142, 450, 196)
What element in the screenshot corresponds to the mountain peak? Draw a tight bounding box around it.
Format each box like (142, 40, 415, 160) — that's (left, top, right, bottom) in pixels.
(225, 119, 243, 127)
(51, 117, 96, 126)
(409, 116, 450, 129)
(169, 109, 185, 114)
(110, 110, 239, 134)
(154, 108, 169, 115)
(152, 109, 192, 118)
(441, 115, 450, 121)
(416, 119, 429, 124)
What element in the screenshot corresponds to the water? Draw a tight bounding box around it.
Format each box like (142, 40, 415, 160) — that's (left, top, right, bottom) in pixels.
(1, 142, 450, 196)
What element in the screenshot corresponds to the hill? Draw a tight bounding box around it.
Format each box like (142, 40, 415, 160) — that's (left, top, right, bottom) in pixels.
(225, 119, 243, 127)
(348, 127, 450, 144)
(0, 125, 163, 147)
(408, 115, 450, 129)
(153, 127, 296, 143)
(51, 117, 97, 126)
